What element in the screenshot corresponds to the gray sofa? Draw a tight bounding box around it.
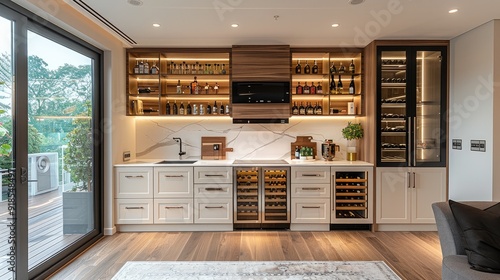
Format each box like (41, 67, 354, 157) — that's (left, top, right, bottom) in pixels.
(432, 201, 499, 280)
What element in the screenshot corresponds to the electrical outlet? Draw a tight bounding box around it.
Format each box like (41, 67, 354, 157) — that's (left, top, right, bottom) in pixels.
(213, 144, 220, 151)
(123, 151, 131, 161)
(470, 140, 486, 152)
(452, 139, 462, 150)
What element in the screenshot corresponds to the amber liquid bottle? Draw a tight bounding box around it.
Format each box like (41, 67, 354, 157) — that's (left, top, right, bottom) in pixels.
(304, 60, 311, 74)
(295, 60, 302, 74)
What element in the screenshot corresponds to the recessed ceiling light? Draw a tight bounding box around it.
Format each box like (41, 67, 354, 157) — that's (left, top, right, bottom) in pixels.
(449, 9, 458, 14)
(231, 23, 239, 28)
(127, 0, 143, 6)
(153, 23, 160, 27)
(348, 0, 365, 5)
(332, 23, 340, 28)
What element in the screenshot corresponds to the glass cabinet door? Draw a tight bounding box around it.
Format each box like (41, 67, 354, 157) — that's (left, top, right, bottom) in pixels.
(415, 50, 444, 165)
(379, 50, 408, 164)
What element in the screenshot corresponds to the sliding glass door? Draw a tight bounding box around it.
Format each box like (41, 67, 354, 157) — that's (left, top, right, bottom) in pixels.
(0, 2, 102, 278)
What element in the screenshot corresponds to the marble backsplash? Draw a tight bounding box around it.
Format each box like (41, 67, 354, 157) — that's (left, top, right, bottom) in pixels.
(135, 117, 359, 161)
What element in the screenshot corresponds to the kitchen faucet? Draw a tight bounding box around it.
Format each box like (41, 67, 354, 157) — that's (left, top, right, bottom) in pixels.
(173, 137, 186, 159)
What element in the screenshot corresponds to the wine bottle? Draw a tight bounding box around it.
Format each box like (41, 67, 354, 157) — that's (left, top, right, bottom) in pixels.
(133, 61, 140, 74)
(296, 82, 303, 94)
(337, 76, 343, 94)
(187, 102, 192, 115)
(213, 101, 218, 115)
(312, 60, 319, 74)
(329, 62, 337, 74)
(295, 146, 300, 159)
(299, 102, 305, 115)
(221, 64, 227, 75)
(316, 102, 323, 115)
(176, 80, 182, 94)
(193, 104, 198, 115)
(173, 100, 178, 115)
(349, 76, 355, 95)
(194, 62, 199, 74)
(219, 102, 224, 114)
(179, 102, 185, 115)
(303, 82, 310, 94)
(292, 102, 299, 115)
(200, 104, 205, 115)
(295, 60, 302, 74)
(339, 62, 345, 73)
(207, 103, 212, 114)
(191, 76, 198, 95)
(329, 75, 336, 94)
(169, 61, 174, 74)
(349, 59, 355, 73)
(304, 60, 310, 74)
(310, 83, 316, 94)
(317, 82, 323, 94)
(166, 101, 171, 115)
(225, 104, 230, 115)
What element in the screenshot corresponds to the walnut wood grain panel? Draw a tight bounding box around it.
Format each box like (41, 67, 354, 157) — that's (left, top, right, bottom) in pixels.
(232, 45, 291, 82)
(231, 103, 290, 119)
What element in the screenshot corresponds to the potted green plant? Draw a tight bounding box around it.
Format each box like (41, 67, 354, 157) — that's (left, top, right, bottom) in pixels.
(341, 122, 364, 161)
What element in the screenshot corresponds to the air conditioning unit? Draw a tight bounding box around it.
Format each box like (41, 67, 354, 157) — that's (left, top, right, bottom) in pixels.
(28, 153, 59, 196)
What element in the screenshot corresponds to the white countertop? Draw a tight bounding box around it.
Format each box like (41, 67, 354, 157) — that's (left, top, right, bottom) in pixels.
(114, 158, 374, 167)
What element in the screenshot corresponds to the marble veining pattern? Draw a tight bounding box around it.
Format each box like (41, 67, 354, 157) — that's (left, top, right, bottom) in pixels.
(112, 261, 401, 279)
(136, 118, 357, 160)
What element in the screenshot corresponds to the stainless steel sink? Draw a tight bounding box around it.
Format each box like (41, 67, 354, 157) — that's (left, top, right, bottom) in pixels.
(156, 160, 198, 164)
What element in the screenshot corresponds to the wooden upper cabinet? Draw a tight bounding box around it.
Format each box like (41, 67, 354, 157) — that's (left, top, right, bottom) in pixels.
(231, 45, 291, 82)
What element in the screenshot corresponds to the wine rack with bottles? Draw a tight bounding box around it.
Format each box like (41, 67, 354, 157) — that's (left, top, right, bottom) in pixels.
(263, 169, 288, 221)
(235, 168, 259, 221)
(291, 49, 363, 116)
(332, 168, 372, 222)
(126, 49, 231, 116)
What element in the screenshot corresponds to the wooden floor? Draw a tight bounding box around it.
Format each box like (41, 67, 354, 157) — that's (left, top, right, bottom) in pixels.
(49, 230, 443, 280)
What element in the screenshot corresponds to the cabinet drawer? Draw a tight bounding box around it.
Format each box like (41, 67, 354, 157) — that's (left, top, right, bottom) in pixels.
(194, 167, 233, 184)
(291, 167, 331, 184)
(115, 167, 153, 199)
(291, 198, 330, 224)
(291, 184, 330, 198)
(115, 198, 153, 224)
(154, 199, 193, 224)
(194, 198, 232, 224)
(154, 167, 193, 198)
(194, 184, 233, 198)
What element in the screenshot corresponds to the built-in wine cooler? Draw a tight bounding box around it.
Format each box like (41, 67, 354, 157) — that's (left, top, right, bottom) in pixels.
(332, 170, 369, 220)
(234, 167, 290, 229)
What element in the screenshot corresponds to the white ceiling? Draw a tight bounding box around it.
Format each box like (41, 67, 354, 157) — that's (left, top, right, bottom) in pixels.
(64, 0, 500, 47)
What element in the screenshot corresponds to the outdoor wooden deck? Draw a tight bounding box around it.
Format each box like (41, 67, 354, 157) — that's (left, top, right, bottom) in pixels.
(0, 190, 83, 279)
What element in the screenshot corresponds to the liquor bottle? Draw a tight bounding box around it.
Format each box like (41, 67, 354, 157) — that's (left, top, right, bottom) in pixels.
(187, 102, 192, 115)
(329, 62, 337, 74)
(179, 102, 185, 115)
(349, 76, 355, 94)
(295, 60, 302, 74)
(337, 76, 343, 94)
(296, 82, 303, 94)
(150, 62, 159, 74)
(310, 83, 316, 94)
(295, 146, 300, 159)
(213, 101, 218, 115)
(221, 64, 227, 75)
(304, 60, 310, 74)
(176, 80, 182, 94)
(349, 59, 355, 73)
(292, 102, 299, 115)
(219, 103, 224, 114)
(204, 82, 210, 94)
(204, 64, 209, 74)
(173, 100, 178, 115)
(303, 82, 310, 94)
(169, 61, 174, 74)
(225, 104, 230, 115)
(193, 104, 198, 115)
(329, 75, 336, 94)
(209, 64, 214, 74)
(316, 102, 323, 115)
(138, 60, 144, 74)
(317, 82, 323, 94)
(306, 102, 314, 115)
(166, 101, 171, 115)
(339, 62, 345, 73)
(214, 82, 219, 94)
(299, 102, 305, 115)
(199, 63, 203, 74)
(182, 61, 186, 74)
(207, 103, 212, 114)
(200, 104, 205, 115)
(191, 76, 199, 95)
(173, 63, 178, 74)
(194, 62, 199, 74)
(312, 60, 319, 74)
(143, 60, 149, 74)
(133, 61, 140, 74)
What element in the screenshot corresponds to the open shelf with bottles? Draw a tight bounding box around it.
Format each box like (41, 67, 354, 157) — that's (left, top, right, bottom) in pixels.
(291, 49, 364, 117)
(127, 49, 231, 116)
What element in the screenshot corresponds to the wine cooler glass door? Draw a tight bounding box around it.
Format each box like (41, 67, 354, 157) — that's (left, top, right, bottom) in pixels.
(414, 50, 445, 166)
(235, 168, 260, 223)
(379, 50, 408, 165)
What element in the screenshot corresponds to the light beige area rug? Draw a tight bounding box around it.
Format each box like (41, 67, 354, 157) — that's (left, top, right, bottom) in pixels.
(112, 261, 401, 279)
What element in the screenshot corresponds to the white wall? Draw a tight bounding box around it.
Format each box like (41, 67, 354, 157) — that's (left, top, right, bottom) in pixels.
(17, 0, 135, 234)
(449, 21, 496, 200)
